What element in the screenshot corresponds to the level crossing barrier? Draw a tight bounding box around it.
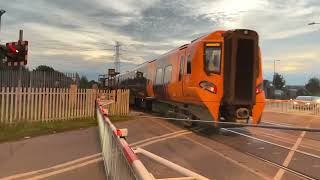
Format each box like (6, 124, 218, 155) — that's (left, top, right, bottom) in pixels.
(96, 97, 209, 180)
(96, 98, 152, 180)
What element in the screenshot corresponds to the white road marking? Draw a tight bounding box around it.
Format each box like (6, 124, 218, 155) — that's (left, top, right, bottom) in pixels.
(2, 124, 195, 179)
(273, 116, 314, 180)
(250, 129, 320, 153)
(132, 128, 203, 148)
(273, 131, 307, 180)
(184, 136, 272, 180)
(222, 128, 320, 159)
(149, 118, 182, 132)
(2, 153, 101, 180)
(133, 131, 193, 148)
(130, 129, 188, 146)
(24, 157, 103, 180)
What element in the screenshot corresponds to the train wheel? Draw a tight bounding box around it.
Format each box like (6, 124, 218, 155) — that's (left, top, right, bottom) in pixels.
(146, 100, 153, 112)
(183, 116, 194, 128)
(134, 98, 141, 108)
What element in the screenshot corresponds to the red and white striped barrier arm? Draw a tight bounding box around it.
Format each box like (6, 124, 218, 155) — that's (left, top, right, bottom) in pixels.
(96, 98, 154, 180)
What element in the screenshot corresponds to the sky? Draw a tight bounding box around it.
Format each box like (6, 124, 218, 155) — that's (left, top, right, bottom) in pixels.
(0, 0, 319, 85)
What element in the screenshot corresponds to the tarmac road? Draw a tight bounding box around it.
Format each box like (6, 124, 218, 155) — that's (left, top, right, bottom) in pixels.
(0, 111, 319, 180)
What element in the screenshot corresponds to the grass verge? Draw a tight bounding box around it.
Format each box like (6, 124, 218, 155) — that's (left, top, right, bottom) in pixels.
(109, 115, 129, 122)
(0, 117, 97, 143)
(0, 115, 130, 143)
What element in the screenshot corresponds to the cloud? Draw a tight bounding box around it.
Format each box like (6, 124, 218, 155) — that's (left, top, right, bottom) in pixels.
(0, 0, 319, 84)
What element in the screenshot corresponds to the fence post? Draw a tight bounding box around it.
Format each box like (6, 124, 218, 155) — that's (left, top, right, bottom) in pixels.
(0, 87, 4, 123)
(70, 84, 77, 119)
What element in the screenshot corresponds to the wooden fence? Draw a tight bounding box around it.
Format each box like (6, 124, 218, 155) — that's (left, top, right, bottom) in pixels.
(99, 89, 130, 116)
(0, 88, 129, 124)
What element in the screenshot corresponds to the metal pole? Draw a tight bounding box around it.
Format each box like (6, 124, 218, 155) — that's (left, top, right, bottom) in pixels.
(273, 60, 275, 80)
(135, 148, 210, 180)
(18, 30, 23, 88)
(0, 9, 5, 32)
(273, 59, 280, 84)
(19, 29, 23, 41)
(114, 41, 120, 73)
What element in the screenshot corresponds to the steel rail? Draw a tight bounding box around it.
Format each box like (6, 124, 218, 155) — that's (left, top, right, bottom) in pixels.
(138, 115, 320, 158)
(221, 128, 320, 159)
(246, 152, 316, 180)
(137, 115, 320, 132)
(222, 128, 319, 180)
(137, 115, 320, 179)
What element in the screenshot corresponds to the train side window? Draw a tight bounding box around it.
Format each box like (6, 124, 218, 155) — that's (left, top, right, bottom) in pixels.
(164, 65, 172, 84)
(179, 56, 184, 81)
(155, 68, 163, 85)
(187, 55, 191, 74)
(205, 43, 221, 73)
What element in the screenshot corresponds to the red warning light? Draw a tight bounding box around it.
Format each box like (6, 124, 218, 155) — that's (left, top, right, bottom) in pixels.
(5, 41, 28, 66)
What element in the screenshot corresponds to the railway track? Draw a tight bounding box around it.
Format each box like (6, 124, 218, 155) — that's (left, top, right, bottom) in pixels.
(221, 128, 319, 180)
(136, 114, 320, 180)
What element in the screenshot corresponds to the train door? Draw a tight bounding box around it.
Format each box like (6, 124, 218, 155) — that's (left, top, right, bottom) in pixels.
(146, 61, 156, 98)
(154, 67, 164, 99)
(177, 49, 186, 98)
(183, 51, 193, 98)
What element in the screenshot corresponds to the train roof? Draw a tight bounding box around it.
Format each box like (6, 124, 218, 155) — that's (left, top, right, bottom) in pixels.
(117, 29, 257, 76)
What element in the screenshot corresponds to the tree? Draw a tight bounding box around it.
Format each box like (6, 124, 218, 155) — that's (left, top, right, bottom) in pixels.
(79, 75, 89, 89)
(296, 88, 311, 96)
(305, 77, 320, 96)
(88, 80, 98, 88)
(34, 65, 55, 72)
(273, 73, 286, 89)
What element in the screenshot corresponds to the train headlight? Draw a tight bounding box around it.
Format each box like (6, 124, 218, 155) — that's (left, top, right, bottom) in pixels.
(199, 81, 217, 94)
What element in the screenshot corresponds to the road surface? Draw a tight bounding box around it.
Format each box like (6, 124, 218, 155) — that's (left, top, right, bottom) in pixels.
(0, 111, 319, 180)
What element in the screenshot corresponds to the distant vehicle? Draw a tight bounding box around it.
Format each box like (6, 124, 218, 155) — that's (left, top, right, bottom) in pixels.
(116, 29, 265, 127)
(293, 96, 320, 110)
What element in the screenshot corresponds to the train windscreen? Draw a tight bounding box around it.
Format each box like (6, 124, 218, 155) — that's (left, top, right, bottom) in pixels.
(204, 43, 221, 73)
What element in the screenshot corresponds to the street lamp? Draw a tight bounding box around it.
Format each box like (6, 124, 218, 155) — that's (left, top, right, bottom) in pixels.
(0, 9, 5, 32)
(273, 59, 280, 83)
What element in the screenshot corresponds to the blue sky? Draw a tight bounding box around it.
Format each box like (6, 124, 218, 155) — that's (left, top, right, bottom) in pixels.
(0, 0, 319, 85)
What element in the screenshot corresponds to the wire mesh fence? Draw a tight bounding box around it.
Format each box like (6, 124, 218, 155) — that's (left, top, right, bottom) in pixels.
(0, 70, 80, 88)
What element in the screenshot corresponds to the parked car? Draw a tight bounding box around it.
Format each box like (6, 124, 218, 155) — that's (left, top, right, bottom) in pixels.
(292, 96, 320, 110)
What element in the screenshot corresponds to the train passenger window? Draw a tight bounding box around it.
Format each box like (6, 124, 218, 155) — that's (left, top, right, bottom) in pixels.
(155, 68, 163, 85)
(205, 43, 221, 73)
(164, 65, 173, 84)
(187, 55, 191, 74)
(179, 56, 184, 81)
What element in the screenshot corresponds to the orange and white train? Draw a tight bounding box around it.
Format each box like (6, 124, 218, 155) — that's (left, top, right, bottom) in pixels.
(117, 29, 265, 125)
